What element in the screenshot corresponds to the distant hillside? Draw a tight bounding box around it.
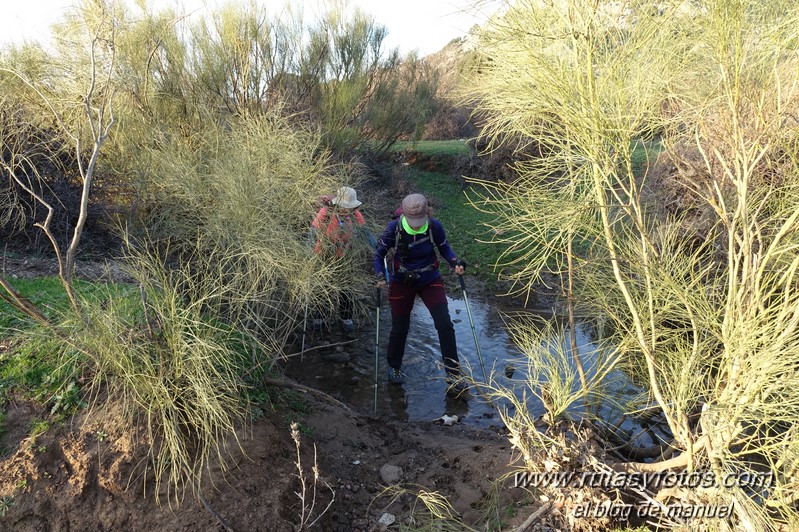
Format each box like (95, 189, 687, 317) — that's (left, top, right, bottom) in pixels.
(419, 34, 480, 140)
(414, 31, 538, 184)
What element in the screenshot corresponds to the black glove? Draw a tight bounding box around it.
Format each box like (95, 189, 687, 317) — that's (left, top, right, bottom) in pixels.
(453, 259, 467, 270)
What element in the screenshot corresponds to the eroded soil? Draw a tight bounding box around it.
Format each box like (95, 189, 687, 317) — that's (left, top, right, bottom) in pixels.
(0, 374, 539, 531)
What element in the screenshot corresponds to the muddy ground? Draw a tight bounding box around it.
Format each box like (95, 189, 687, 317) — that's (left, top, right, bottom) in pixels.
(0, 387, 534, 531)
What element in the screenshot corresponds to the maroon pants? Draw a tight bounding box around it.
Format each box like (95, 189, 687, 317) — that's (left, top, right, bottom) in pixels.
(387, 279, 460, 375)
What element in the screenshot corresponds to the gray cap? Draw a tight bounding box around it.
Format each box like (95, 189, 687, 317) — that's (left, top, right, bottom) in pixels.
(401, 194, 428, 227)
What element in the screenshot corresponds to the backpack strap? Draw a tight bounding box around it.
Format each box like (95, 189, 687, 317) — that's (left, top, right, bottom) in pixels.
(395, 217, 435, 249)
(394, 217, 439, 273)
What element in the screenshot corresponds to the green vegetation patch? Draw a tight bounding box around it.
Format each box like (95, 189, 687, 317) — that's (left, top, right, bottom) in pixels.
(0, 277, 137, 331)
(0, 277, 71, 330)
(391, 139, 473, 157)
(0, 335, 64, 396)
(630, 137, 663, 180)
(263, 387, 313, 435)
(0, 278, 139, 412)
(405, 168, 504, 284)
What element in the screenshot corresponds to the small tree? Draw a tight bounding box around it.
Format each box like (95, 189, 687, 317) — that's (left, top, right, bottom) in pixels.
(1, 0, 117, 312)
(286, 2, 438, 155)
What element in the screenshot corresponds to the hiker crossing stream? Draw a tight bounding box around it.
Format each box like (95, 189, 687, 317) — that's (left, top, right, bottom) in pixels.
(286, 288, 604, 429)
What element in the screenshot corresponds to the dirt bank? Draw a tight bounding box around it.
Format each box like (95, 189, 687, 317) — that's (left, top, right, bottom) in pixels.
(0, 378, 541, 531)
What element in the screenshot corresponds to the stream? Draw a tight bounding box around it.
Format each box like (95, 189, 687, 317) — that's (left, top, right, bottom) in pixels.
(287, 287, 619, 431)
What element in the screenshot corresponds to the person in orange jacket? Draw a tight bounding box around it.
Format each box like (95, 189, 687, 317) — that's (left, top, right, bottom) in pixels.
(310, 186, 372, 332)
(311, 186, 367, 257)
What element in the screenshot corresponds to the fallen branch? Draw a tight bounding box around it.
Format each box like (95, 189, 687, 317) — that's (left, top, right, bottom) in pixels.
(0, 275, 52, 326)
(515, 501, 552, 532)
(198, 489, 235, 532)
(283, 339, 358, 359)
(612, 435, 709, 473)
(263, 377, 361, 417)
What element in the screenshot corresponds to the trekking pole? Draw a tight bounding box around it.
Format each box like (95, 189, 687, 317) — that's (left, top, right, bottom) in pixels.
(459, 275, 488, 384)
(374, 285, 380, 416)
(300, 300, 309, 362)
(374, 258, 389, 415)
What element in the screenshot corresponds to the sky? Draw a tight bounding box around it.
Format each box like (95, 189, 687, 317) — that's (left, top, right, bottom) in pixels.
(0, 0, 497, 57)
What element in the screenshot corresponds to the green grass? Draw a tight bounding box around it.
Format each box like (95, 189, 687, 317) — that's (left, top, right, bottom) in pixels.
(0, 277, 71, 330)
(0, 335, 63, 394)
(0, 277, 137, 331)
(29, 418, 50, 439)
(0, 277, 138, 409)
(0, 278, 79, 405)
(405, 168, 505, 284)
(391, 139, 473, 157)
(266, 387, 313, 435)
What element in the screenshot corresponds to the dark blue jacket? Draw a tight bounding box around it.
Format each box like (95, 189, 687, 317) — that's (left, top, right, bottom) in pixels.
(374, 217, 458, 286)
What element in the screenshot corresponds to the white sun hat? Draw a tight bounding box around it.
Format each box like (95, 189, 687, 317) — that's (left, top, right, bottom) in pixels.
(332, 186, 362, 209)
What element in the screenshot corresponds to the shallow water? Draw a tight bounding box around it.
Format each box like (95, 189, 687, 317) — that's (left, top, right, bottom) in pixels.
(290, 288, 600, 430)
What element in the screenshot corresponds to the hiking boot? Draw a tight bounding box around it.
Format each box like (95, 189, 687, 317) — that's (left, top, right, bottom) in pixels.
(341, 319, 355, 332)
(387, 367, 405, 384)
(446, 377, 469, 398)
(312, 318, 324, 331)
